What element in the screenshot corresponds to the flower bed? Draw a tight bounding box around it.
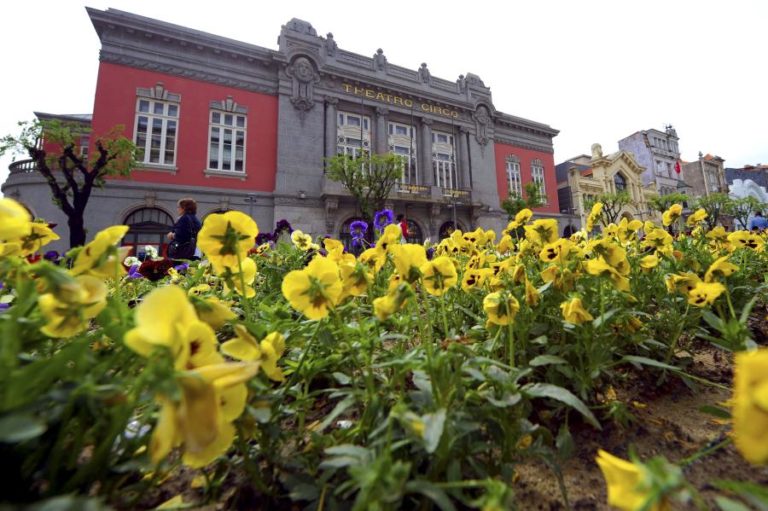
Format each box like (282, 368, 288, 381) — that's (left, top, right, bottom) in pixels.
(1, 200, 767, 510)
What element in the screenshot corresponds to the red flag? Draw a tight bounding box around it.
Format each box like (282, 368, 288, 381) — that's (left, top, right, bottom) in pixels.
(674, 160, 681, 174)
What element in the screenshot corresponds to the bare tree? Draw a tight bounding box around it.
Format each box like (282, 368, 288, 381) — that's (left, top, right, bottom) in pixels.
(1, 120, 137, 248)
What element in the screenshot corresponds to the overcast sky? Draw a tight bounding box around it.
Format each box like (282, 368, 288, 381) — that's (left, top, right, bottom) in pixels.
(2, 0, 766, 191)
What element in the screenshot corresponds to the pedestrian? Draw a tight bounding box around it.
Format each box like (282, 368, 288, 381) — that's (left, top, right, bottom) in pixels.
(748, 211, 768, 231)
(396, 214, 408, 243)
(167, 198, 202, 260)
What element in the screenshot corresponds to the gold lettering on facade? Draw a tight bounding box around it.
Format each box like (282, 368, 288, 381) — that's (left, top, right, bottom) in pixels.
(340, 83, 458, 118)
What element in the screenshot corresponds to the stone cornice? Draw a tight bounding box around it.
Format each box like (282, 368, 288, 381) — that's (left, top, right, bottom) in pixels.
(494, 112, 559, 138)
(493, 135, 554, 154)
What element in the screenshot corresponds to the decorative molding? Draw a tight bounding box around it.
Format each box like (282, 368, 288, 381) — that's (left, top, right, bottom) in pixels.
(375, 106, 389, 116)
(100, 51, 278, 95)
(285, 56, 320, 120)
(210, 95, 248, 114)
(324, 96, 339, 106)
(473, 105, 491, 146)
(136, 82, 180, 102)
(492, 135, 554, 154)
(418, 63, 431, 84)
(325, 33, 337, 57)
(421, 117, 434, 126)
(373, 49, 388, 72)
(204, 169, 248, 180)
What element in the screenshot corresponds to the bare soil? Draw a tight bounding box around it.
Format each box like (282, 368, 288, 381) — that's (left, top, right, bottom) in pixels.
(514, 344, 768, 510)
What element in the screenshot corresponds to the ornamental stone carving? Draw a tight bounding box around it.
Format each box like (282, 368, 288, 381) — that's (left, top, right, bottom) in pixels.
(418, 63, 431, 84)
(286, 56, 320, 119)
(373, 48, 388, 72)
(325, 33, 337, 56)
(473, 105, 491, 146)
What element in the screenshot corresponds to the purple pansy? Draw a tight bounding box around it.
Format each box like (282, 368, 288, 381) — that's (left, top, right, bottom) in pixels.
(373, 209, 394, 231)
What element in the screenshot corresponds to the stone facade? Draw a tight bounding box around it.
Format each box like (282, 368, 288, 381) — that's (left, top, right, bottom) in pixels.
(680, 153, 727, 199)
(556, 144, 656, 230)
(2, 8, 559, 252)
(618, 126, 683, 196)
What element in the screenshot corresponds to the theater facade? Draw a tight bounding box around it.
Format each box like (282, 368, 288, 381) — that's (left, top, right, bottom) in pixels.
(3, 8, 560, 252)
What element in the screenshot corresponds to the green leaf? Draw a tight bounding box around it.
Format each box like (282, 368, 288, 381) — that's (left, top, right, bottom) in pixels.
(523, 383, 601, 429)
(593, 309, 618, 328)
(698, 405, 731, 420)
(622, 355, 679, 372)
(715, 496, 752, 511)
(405, 480, 457, 511)
(714, 480, 768, 510)
(556, 424, 575, 460)
(529, 355, 567, 367)
(316, 395, 357, 433)
(422, 409, 447, 454)
(0, 413, 46, 443)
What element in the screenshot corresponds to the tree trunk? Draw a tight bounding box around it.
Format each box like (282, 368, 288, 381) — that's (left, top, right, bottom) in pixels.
(68, 214, 86, 248)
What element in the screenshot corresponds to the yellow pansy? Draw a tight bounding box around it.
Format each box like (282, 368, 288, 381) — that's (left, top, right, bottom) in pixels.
(687, 281, 725, 307)
(70, 225, 130, 279)
(323, 238, 345, 261)
(192, 296, 236, 329)
(685, 208, 707, 227)
(661, 204, 683, 227)
(339, 256, 372, 299)
(359, 246, 387, 273)
(223, 257, 257, 298)
(595, 450, 663, 511)
(221, 326, 286, 381)
(373, 283, 414, 321)
(642, 228, 674, 253)
(514, 208, 534, 225)
(281, 256, 342, 320)
(524, 219, 559, 246)
(524, 277, 540, 307)
(539, 238, 576, 264)
(560, 297, 593, 324)
(483, 291, 520, 326)
(461, 268, 491, 292)
(391, 244, 426, 283)
(732, 349, 768, 465)
(639, 254, 659, 270)
(664, 272, 701, 295)
(728, 231, 764, 251)
(38, 275, 108, 338)
(420, 256, 458, 297)
(496, 234, 514, 253)
(378, 224, 403, 253)
(150, 362, 259, 468)
(704, 255, 738, 282)
(197, 211, 258, 272)
(706, 226, 728, 243)
(124, 285, 199, 364)
(586, 258, 630, 292)
(291, 230, 314, 251)
(0, 198, 32, 240)
(18, 221, 59, 256)
(586, 202, 603, 232)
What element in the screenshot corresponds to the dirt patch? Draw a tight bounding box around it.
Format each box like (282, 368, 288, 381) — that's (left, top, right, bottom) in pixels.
(513, 346, 768, 510)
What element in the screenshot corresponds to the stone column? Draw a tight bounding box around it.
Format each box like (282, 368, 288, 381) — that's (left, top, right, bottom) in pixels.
(324, 97, 338, 160)
(420, 117, 433, 186)
(458, 126, 470, 189)
(375, 107, 389, 154)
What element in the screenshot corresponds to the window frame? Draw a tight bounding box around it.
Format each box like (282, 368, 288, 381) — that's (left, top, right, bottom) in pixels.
(207, 110, 247, 174)
(506, 155, 522, 197)
(531, 158, 547, 204)
(133, 97, 179, 169)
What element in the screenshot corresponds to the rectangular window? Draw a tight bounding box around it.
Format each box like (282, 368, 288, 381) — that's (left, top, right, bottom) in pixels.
(506, 157, 522, 197)
(531, 159, 547, 204)
(208, 110, 247, 172)
(337, 112, 371, 158)
(388, 121, 417, 185)
(134, 98, 179, 166)
(432, 130, 457, 190)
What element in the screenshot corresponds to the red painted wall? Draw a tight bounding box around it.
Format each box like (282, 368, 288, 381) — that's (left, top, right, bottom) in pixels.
(91, 62, 278, 191)
(493, 142, 559, 214)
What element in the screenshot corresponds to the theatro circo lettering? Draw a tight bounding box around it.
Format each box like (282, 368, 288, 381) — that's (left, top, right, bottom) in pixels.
(341, 84, 459, 119)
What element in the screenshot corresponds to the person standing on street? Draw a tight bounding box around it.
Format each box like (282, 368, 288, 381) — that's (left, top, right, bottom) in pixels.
(167, 198, 202, 259)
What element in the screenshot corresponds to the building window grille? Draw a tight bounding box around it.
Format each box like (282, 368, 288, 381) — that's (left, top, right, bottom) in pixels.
(388, 121, 418, 184)
(432, 130, 457, 190)
(208, 111, 247, 172)
(506, 155, 522, 196)
(134, 98, 179, 166)
(337, 112, 371, 158)
(531, 158, 546, 203)
(123, 207, 174, 257)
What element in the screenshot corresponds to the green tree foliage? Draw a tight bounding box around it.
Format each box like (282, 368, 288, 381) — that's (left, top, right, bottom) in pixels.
(648, 192, 689, 215)
(0, 120, 137, 248)
(728, 196, 764, 230)
(325, 152, 403, 226)
(585, 191, 631, 226)
(694, 192, 732, 230)
(501, 182, 544, 220)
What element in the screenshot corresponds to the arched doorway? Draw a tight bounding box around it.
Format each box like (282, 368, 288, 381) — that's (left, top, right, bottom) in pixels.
(123, 207, 174, 259)
(404, 219, 424, 244)
(439, 221, 465, 239)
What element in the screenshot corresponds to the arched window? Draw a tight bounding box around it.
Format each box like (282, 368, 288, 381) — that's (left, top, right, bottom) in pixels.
(614, 172, 627, 192)
(123, 207, 174, 258)
(404, 219, 424, 244)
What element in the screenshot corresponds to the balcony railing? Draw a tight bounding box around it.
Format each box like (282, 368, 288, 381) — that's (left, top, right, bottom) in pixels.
(8, 159, 37, 175)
